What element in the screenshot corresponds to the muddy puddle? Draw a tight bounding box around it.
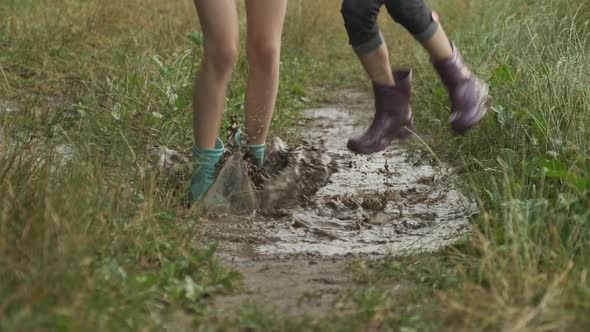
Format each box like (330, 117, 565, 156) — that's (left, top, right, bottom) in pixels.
(199, 103, 475, 260)
(149, 90, 479, 315)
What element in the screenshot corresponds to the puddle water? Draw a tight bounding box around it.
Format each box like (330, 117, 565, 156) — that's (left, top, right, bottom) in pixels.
(200, 98, 476, 259)
(0, 132, 77, 170)
(185, 91, 479, 315)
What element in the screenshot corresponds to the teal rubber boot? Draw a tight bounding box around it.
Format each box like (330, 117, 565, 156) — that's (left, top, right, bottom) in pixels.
(189, 138, 225, 204)
(247, 144, 265, 166)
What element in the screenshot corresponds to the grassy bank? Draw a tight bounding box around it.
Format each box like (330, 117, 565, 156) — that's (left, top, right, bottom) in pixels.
(0, 0, 348, 330)
(1, 0, 590, 330)
(340, 0, 590, 330)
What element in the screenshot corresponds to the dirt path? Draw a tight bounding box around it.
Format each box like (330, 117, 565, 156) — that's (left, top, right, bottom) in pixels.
(199, 90, 475, 316)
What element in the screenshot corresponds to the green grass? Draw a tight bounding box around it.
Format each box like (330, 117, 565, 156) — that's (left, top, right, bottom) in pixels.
(336, 0, 590, 330)
(2, 0, 590, 330)
(0, 0, 354, 330)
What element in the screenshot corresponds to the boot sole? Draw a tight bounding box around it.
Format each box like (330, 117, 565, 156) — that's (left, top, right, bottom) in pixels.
(347, 111, 415, 155)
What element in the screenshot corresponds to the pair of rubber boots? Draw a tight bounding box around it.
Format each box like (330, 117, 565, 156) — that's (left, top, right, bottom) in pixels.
(189, 138, 264, 203)
(347, 43, 490, 155)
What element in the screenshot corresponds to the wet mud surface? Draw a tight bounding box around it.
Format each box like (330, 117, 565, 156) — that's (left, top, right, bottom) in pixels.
(213, 258, 349, 317)
(200, 95, 474, 260)
(190, 90, 476, 315)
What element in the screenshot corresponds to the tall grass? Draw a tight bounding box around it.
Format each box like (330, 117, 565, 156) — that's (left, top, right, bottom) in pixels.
(433, 1, 590, 328)
(1, 0, 589, 330)
(362, 0, 590, 330)
(0, 0, 341, 329)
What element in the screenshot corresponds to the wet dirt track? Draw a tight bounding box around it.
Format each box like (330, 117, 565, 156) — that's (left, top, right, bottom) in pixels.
(199, 90, 476, 315)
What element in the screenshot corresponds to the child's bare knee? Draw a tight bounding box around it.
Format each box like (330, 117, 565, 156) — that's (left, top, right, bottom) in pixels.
(205, 44, 239, 76)
(247, 39, 280, 71)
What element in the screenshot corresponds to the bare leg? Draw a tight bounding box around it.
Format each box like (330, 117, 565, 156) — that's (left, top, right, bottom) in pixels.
(192, 0, 239, 149)
(421, 23, 453, 61)
(358, 43, 395, 86)
(244, 0, 288, 145)
(358, 26, 453, 85)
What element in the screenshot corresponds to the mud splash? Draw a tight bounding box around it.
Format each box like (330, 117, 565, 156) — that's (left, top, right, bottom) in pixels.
(174, 90, 478, 315)
(199, 97, 475, 260)
(201, 138, 336, 215)
(256, 107, 473, 257)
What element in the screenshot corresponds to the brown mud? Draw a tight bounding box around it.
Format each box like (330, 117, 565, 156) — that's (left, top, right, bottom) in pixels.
(155, 90, 476, 316)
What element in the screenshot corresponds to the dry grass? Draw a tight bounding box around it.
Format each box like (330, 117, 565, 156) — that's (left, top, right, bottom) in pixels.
(1, 0, 590, 330)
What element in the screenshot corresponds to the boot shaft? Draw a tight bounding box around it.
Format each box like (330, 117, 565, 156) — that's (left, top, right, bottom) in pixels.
(373, 70, 412, 115)
(431, 43, 472, 90)
(431, 43, 490, 134)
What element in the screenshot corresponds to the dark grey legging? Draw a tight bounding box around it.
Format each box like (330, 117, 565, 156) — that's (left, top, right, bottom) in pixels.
(341, 0, 438, 55)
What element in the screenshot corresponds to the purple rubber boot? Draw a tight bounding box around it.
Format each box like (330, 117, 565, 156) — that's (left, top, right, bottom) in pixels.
(347, 70, 414, 155)
(432, 43, 489, 134)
